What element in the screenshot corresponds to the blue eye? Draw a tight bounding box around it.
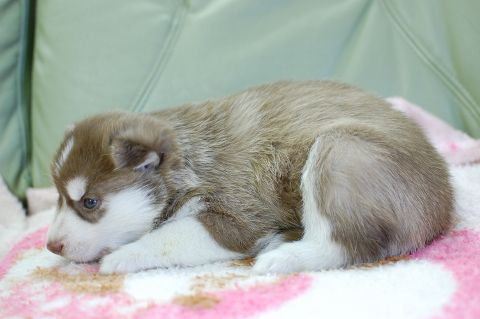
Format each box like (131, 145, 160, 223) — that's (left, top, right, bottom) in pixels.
(83, 198, 98, 209)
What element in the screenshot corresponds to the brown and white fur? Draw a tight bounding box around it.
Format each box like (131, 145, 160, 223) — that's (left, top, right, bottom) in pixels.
(46, 80, 453, 274)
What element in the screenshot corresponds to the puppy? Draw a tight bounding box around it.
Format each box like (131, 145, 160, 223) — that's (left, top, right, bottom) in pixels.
(46, 80, 453, 274)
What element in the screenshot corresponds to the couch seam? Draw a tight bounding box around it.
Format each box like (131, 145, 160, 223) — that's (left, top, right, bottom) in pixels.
(130, 0, 188, 113)
(15, 0, 34, 198)
(381, 0, 480, 124)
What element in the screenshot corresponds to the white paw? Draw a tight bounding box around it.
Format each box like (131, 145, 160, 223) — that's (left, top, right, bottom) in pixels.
(99, 243, 157, 274)
(253, 242, 306, 275)
(253, 241, 346, 274)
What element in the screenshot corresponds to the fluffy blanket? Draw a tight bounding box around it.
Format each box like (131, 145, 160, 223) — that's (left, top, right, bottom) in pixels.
(1, 99, 480, 319)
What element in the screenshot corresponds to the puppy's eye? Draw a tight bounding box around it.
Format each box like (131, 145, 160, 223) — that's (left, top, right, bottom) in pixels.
(83, 198, 98, 209)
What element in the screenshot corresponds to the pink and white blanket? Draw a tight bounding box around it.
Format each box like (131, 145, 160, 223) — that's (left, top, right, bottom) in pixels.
(1, 99, 479, 319)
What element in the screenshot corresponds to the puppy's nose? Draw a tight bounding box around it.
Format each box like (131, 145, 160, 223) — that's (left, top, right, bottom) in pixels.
(47, 241, 64, 255)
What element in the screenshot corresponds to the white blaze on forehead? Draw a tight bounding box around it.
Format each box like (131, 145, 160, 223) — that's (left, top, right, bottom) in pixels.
(66, 176, 87, 201)
(55, 137, 75, 174)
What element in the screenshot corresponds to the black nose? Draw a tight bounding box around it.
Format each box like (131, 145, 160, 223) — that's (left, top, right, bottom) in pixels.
(47, 241, 64, 255)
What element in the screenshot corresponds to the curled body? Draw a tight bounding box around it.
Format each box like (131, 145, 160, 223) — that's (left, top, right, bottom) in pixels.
(46, 80, 453, 274)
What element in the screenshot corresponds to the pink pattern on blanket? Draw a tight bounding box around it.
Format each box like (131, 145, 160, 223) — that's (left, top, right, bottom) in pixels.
(412, 230, 480, 319)
(0, 226, 49, 280)
(1, 281, 141, 319)
(7, 224, 480, 318)
(0, 226, 312, 318)
(388, 97, 480, 165)
(137, 275, 312, 319)
(1, 227, 141, 318)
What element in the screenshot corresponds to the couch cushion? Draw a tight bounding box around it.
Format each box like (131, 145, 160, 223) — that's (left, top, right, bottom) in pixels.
(31, 0, 480, 188)
(0, 0, 33, 199)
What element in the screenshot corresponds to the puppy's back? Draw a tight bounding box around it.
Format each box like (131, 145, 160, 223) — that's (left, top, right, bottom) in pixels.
(151, 80, 453, 262)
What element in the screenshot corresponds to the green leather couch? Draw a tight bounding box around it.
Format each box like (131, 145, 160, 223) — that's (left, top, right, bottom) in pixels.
(1, 0, 479, 200)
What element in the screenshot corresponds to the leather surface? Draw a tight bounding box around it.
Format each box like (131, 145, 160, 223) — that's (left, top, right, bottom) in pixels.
(21, 0, 480, 189)
(0, 0, 33, 199)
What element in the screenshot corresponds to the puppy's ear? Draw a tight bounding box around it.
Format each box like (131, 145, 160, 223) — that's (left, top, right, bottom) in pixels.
(109, 117, 180, 172)
(110, 138, 164, 172)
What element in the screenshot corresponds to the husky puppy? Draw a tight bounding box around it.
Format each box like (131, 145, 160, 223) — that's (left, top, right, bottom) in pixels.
(46, 80, 453, 274)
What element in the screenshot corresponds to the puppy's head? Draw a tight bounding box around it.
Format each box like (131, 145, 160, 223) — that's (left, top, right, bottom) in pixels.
(46, 111, 178, 262)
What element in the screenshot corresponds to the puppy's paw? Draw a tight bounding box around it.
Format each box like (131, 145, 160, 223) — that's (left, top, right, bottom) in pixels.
(99, 244, 155, 274)
(253, 242, 306, 275)
(253, 241, 346, 274)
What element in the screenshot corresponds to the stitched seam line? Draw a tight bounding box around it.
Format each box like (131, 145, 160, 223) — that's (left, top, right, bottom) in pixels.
(382, 0, 480, 124)
(130, 1, 188, 113)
